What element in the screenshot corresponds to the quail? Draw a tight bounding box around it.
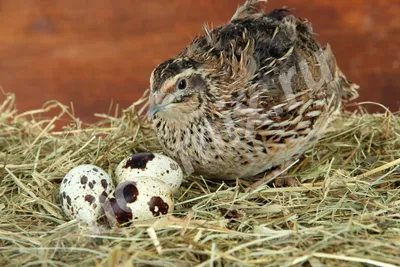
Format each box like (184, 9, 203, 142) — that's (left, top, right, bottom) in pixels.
(147, 0, 359, 186)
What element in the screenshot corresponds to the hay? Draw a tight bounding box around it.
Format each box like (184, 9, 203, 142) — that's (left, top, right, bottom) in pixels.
(0, 90, 399, 267)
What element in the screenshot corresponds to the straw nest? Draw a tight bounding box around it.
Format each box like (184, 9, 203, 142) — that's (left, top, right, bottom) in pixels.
(1, 90, 399, 267)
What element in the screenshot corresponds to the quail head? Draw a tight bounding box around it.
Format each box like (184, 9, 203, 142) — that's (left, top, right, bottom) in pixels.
(148, 0, 359, 182)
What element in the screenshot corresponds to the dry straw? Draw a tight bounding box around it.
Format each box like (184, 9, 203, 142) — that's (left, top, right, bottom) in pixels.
(0, 90, 399, 266)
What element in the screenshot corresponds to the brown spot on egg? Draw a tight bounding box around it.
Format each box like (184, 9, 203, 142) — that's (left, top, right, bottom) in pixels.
(124, 152, 155, 169)
(170, 163, 179, 171)
(66, 195, 71, 206)
(84, 195, 95, 205)
(62, 191, 66, 199)
(93, 203, 97, 209)
(88, 182, 94, 189)
(92, 180, 96, 185)
(80, 175, 88, 184)
(93, 168, 99, 172)
(101, 179, 108, 189)
(148, 196, 169, 217)
(63, 178, 68, 184)
(104, 197, 133, 225)
(122, 182, 139, 203)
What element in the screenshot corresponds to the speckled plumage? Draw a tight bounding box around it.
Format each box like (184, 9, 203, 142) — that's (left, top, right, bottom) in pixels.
(148, 0, 359, 181)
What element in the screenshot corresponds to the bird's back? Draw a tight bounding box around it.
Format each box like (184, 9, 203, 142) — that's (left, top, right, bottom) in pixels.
(182, 5, 358, 105)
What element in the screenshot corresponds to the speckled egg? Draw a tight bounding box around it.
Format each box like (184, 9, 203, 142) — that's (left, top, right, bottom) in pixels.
(115, 152, 183, 192)
(59, 164, 114, 225)
(103, 178, 174, 227)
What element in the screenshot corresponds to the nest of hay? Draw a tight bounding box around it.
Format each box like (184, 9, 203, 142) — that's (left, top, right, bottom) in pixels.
(1, 91, 399, 267)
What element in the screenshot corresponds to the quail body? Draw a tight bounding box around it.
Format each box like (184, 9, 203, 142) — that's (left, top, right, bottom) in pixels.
(148, 0, 359, 181)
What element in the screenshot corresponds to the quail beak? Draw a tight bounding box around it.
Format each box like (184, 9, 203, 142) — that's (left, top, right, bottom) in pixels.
(148, 104, 166, 119)
(148, 92, 169, 119)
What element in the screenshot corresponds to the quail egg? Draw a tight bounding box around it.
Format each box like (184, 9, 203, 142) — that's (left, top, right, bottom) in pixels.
(59, 164, 114, 225)
(103, 178, 174, 227)
(115, 152, 183, 192)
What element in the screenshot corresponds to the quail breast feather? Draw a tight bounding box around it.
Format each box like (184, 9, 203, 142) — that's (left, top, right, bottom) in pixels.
(148, 0, 359, 180)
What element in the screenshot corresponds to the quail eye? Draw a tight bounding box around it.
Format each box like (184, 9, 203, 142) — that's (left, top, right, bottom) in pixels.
(177, 78, 188, 90)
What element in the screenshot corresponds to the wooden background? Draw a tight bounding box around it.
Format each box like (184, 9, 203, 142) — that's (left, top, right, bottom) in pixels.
(0, 0, 399, 122)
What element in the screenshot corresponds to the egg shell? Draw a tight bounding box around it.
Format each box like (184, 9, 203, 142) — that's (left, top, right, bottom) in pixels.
(59, 164, 114, 225)
(103, 178, 174, 227)
(115, 152, 183, 192)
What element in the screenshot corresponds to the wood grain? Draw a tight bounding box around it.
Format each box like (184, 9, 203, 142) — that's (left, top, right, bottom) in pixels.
(0, 0, 399, 122)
